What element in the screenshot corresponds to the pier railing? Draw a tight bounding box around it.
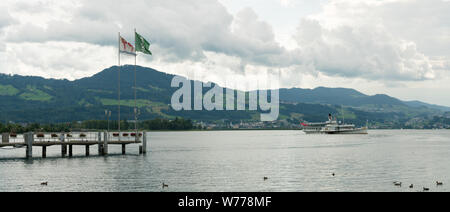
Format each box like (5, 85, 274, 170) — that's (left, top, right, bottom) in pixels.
(1, 132, 143, 144)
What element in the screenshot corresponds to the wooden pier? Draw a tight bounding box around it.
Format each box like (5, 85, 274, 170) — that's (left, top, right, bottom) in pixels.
(0, 132, 147, 159)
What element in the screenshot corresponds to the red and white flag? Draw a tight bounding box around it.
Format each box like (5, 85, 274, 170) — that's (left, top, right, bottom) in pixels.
(119, 36, 136, 55)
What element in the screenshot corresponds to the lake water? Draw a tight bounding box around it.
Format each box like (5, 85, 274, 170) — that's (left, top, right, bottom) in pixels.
(1, 130, 449, 192)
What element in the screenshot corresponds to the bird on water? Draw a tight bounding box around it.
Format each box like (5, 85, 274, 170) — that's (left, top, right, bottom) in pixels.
(41, 182, 48, 186)
(263, 177, 268, 181)
(393, 181, 402, 187)
(436, 181, 443, 186)
(162, 182, 169, 189)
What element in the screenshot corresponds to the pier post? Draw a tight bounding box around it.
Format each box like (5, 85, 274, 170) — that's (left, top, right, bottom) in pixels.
(98, 132, 103, 155)
(2, 133, 9, 143)
(98, 144, 103, 155)
(60, 134, 66, 157)
(86, 145, 90, 156)
(103, 131, 108, 155)
(122, 144, 126, 155)
(69, 145, 73, 157)
(61, 145, 66, 157)
(142, 132, 147, 154)
(42, 146, 47, 158)
(139, 145, 143, 154)
(24, 132, 33, 159)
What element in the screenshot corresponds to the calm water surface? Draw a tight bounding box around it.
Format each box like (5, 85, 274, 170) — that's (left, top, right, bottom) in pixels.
(1, 130, 449, 192)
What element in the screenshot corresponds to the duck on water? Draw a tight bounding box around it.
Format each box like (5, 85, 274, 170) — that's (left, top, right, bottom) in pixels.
(301, 113, 368, 135)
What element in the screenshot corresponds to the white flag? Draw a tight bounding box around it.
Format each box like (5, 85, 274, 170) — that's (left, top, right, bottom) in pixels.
(119, 36, 136, 55)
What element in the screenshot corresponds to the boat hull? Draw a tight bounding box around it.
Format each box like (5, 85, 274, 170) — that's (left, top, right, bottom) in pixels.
(303, 128, 368, 135)
(324, 128, 368, 134)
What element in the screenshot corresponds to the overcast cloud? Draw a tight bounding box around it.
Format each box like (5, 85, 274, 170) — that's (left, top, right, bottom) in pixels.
(0, 0, 449, 105)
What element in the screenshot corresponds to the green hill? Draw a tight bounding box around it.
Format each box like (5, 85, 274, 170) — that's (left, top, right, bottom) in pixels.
(0, 65, 448, 128)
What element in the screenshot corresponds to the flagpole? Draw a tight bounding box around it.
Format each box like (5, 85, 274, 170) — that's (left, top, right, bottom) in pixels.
(118, 32, 121, 141)
(134, 28, 138, 142)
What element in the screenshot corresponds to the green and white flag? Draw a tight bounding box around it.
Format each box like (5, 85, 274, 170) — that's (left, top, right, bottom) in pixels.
(135, 32, 152, 55)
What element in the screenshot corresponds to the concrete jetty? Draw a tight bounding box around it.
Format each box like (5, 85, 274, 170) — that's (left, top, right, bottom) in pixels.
(0, 131, 147, 159)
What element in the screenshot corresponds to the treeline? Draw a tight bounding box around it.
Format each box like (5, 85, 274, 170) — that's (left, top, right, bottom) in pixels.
(141, 118, 194, 130)
(0, 117, 196, 133)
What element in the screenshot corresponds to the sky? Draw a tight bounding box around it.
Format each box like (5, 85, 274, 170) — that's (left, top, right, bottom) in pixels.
(0, 0, 449, 106)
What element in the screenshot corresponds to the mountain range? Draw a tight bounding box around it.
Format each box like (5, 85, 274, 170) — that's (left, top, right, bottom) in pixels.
(0, 65, 449, 128)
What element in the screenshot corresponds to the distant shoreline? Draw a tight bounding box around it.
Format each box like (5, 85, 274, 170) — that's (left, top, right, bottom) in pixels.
(2, 128, 449, 133)
(108, 128, 450, 132)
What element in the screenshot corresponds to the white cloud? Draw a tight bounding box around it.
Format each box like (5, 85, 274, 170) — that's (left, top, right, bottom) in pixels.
(307, 0, 450, 77)
(279, 0, 293, 7)
(0, 7, 16, 38)
(3, 41, 116, 79)
(0, 0, 449, 105)
(311, 0, 450, 57)
(294, 18, 435, 81)
(5, 0, 291, 67)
